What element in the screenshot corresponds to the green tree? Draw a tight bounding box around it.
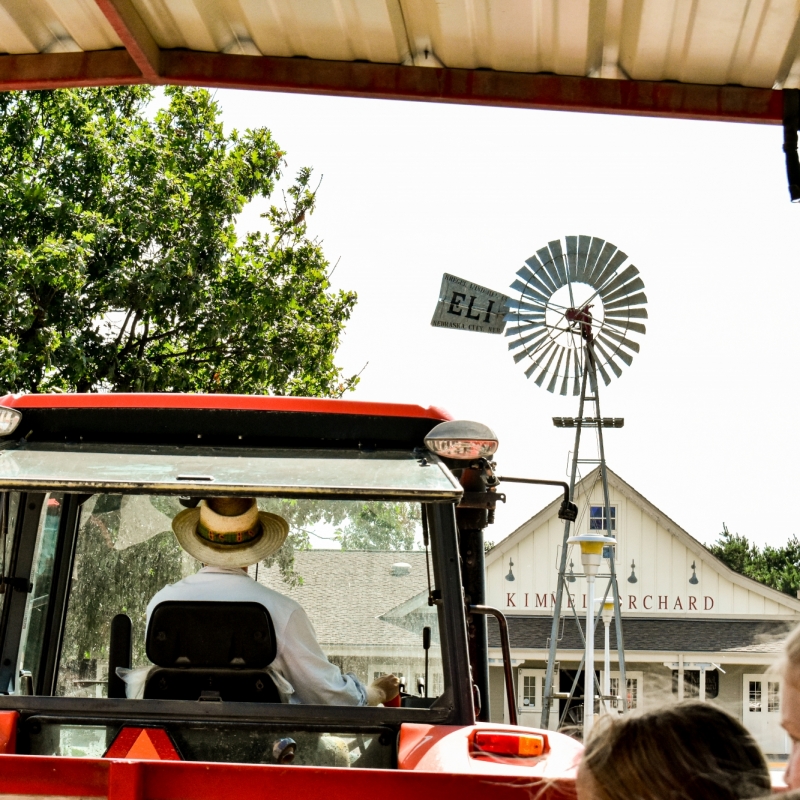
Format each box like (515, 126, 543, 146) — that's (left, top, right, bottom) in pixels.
(0, 86, 356, 395)
(708, 524, 800, 597)
(258, 499, 420, 586)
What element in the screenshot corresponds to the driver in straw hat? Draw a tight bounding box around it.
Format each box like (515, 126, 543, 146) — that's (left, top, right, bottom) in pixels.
(147, 497, 400, 706)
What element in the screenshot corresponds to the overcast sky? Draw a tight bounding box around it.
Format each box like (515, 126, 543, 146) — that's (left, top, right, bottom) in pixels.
(215, 88, 798, 549)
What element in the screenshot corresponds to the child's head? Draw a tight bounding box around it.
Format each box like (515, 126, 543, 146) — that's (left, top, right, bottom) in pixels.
(577, 702, 770, 800)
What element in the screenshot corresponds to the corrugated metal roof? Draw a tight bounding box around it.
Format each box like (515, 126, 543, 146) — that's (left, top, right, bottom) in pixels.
(0, 1, 796, 125)
(2, 0, 800, 89)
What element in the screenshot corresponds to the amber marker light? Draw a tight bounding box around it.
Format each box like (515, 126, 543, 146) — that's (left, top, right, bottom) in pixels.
(471, 731, 547, 758)
(423, 420, 499, 460)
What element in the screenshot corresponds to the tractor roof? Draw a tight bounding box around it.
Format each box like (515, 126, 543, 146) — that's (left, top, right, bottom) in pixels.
(0, 394, 452, 450)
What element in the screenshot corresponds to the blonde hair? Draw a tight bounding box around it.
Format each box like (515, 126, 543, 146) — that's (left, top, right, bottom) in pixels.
(581, 702, 770, 800)
(777, 622, 800, 677)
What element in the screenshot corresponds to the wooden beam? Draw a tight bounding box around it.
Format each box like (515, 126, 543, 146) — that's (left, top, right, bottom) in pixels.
(93, 0, 161, 82)
(0, 50, 143, 91)
(0, 45, 784, 125)
(160, 51, 784, 125)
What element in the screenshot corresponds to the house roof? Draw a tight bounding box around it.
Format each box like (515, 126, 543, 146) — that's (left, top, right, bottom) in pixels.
(258, 549, 432, 650)
(0, 1, 789, 125)
(487, 466, 800, 615)
(489, 616, 793, 655)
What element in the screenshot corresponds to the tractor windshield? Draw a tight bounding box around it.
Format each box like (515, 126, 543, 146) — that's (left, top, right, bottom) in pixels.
(47, 493, 444, 703)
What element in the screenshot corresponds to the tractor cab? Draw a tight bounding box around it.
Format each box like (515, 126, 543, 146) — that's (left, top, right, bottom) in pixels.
(0, 394, 580, 795)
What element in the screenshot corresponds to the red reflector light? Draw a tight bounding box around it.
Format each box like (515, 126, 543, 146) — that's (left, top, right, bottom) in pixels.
(104, 727, 181, 761)
(472, 731, 547, 758)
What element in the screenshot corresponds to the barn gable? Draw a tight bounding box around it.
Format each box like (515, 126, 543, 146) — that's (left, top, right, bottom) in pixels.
(486, 468, 800, 619)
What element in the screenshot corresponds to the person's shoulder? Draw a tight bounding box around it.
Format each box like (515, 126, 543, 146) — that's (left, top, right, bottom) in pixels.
(252, 580, 302, 612)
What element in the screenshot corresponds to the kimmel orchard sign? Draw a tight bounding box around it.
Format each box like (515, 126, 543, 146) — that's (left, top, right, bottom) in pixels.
(505, 591, 716, 612)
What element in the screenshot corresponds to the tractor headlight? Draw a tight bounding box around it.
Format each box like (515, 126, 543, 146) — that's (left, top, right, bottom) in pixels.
(0, 407, 22, 436)
(424, 420, 498, 460)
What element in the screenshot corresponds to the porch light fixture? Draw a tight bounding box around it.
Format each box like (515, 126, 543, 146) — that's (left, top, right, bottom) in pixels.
(567, 532, 616, 735)
(505, 558, 515, 582)
(424, 420, 498, 460)
(0, 406, 22, 437)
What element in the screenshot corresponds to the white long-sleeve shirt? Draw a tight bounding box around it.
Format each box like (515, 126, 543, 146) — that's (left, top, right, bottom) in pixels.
(145, 566, 367, 706)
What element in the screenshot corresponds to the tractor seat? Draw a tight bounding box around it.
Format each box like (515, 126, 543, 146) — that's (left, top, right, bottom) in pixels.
(143, 600, 280, 703)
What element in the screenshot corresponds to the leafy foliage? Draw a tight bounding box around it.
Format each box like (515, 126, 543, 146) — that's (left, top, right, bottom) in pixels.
(707, 523, 800, 597)
(259, 499, 421, 586)
(0, 86, 356, 395)
(58, 495, 187, 676)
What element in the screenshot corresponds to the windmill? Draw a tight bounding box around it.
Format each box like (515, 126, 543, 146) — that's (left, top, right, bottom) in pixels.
(431, 235, 647, 733)
(506, 235, 646, 733)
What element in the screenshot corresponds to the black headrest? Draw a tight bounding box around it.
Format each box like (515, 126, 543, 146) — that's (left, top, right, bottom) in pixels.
(146, 601, 276, 669)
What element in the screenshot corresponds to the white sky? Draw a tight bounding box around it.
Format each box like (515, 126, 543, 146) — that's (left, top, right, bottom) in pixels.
(215, 88, 798, 550)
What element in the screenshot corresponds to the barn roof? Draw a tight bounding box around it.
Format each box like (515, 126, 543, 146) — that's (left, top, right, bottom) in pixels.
(0, 1, 794, 125)
(258, 549, 435, 650)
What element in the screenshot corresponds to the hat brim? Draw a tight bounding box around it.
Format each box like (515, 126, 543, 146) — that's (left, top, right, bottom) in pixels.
(172, 508, 289, 568)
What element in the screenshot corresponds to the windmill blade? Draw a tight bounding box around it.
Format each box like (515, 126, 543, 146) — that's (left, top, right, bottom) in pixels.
(604, 276, 645, 305)
(606, 307, 648, 319)
(599, 264, 639, 298)
(546, 347, 565, 393)
(508, 331, 553, 364)
(548, 240, 568, 285)
(593, 340, 623, 378)
(506, 298, 546, 314)
(581, 237, 605, 284)
(592, 249, 628, 292)
(597, 333, 634, 366)
(536, 345, 561, 387)
(593, 355, 612, 386)
(508, 327, 548, 351)
(537, 247, 563, 290)
(504, 311, 545, 324)
(505, 320, 546, 339)
(516, 265, 553, 298)
(524, 340, 556, 378)
(599, 326, 640, 353)
(513, 329, 550, 362)
(510, 279, 550, 306)
(576, 236, 591, 283)
(525, 254, 558, 294)
(585, 241, 616, 285)
(566, 236, 579, 282)
(560, 348, 572, 396)
(605, 317, 647, 335)
(605, 291, 648, 310)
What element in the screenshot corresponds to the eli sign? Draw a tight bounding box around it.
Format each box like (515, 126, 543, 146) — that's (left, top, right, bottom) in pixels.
(430, 273, 510, 335)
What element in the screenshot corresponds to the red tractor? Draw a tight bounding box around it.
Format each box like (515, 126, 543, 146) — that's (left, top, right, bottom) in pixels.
(0, 393, 580, 799)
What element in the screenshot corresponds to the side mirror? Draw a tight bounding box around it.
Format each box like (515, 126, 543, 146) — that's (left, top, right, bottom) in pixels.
(558, 500, 579, 522)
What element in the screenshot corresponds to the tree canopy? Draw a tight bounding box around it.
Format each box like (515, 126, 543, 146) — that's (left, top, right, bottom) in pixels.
(0, 86, 356, 396)
(707, 524, 800, 597)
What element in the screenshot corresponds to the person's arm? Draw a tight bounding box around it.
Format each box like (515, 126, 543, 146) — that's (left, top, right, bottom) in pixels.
(275, 607, 398, 706)
(274, 607, 365, 705)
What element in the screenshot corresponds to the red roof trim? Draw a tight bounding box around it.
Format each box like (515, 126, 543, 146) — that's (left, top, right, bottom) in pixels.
(0, 394, 452, 421)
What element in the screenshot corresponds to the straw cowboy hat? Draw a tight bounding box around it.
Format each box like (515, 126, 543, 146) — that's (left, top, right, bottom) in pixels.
(172, 497, 288, 568)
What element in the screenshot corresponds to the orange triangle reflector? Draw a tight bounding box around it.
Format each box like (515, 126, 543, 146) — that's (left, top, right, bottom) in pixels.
(104, 727, 181, 760)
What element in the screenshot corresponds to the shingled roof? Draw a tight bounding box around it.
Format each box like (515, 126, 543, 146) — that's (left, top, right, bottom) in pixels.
(258, 550, 432, 650)
(489, 616, 794, 654)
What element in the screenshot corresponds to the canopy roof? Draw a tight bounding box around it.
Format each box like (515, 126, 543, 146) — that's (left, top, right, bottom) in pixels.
(0, 0, 793, 124)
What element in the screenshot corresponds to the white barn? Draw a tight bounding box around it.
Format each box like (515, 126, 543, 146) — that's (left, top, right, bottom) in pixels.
(485, 467, 800, 755)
